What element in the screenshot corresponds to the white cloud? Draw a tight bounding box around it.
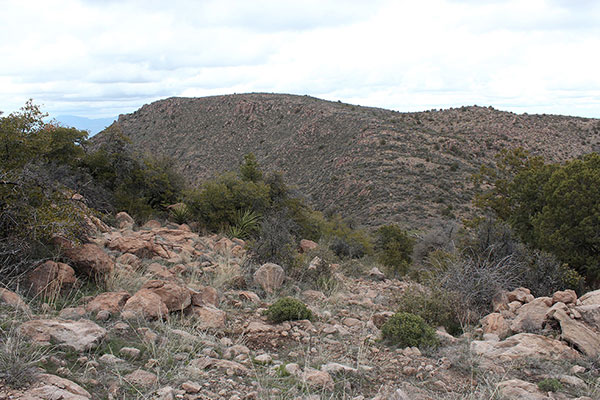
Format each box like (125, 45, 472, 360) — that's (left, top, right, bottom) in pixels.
(0, 0, 598, 118)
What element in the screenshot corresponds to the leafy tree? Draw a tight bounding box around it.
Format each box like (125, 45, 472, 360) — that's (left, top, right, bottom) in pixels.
(475, 148, 600, 285)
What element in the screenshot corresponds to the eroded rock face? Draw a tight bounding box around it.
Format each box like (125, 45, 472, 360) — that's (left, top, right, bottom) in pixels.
(481, 312, 511, 339)
(115, 211, 135, 229)
(497, 379, 549, 400)
(575, 304, 600, 330)
(551, 308, 600, 357)
(141, 280, 191, 312)
(510, 297, 551, 333)
(122, 289, 169, 320)
(23, 373, 91, 399)
(253, 263, 285, 294)
(580, 289, 600, 306)
(25, 261, 77, 297)
(471, 333, 579, 362)
(63, 243, 114, 280)
(20, 319, 106, 351)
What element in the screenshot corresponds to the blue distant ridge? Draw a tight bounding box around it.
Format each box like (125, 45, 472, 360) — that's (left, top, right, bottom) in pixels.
(53, 115, 116, 136)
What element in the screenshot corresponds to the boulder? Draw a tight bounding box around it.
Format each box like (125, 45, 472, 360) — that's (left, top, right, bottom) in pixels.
(299, 239, 318, 253)
(551, 308, 600, 357)
(0, 288, 31, 313)
(122, 289, 168, 320)
(141, 280, 191, 312)
(20, 319, 106, 351)
(507, 287, 534, 303)
(115, 211, 134, 229)
(552, 289, 577, 305)
(25, 261, 77, 297)
(253, 263, 285, 293)
(63, 243, 114, 280)
(302, 368, 334, 391)
(85, 291, 131, 315)
(190, 286, 219, 307)
(124, 369, 158, 386)
(497, 379, 549, 400)
(143, 219, 162, 230)
(189, 305, 226, 329)
(481, 313, 511, 339)
(510, 297, 551, 333)
(575, 304, 600, 330)
(368, 267, 386, 281)
(23, 373, 91, 399)
(579, 289, 600, 306)
(116, 253, 142, 270)
(471, 333, 579, 362)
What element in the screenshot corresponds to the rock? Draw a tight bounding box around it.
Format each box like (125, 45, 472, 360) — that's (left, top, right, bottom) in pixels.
(59, 306, 86, 320)
(124, 369, 158, 386)
(558, 374, 587, 388)
(343, 317, 362, 328)
(141, 280, 191, 312)
(190, 286, 219, 307)
(24, 373, 91, 399)
(481, 313, 511, 339)
(552, 289, 577, 305)
(368, 267, 386, 281)
(63, 243, 114, 280)
(122, 289, 169, 320)
(155, 386, 175, 400)
(580, 289, 600, 305)
(471, 333, 579, 362)
(120, 347, 141, 359)
(245, 321, 277, 333)
(116, 253, 142, 270)
(285, 363, 302, 376)
(253, 263, 285, 293)
(99, 353, 125, 365)
(507, 287, 534, 303)
(389, 388, 411, 400)
(254, 354, 272, 364)
(302, 368, 334, 390)
(371, 311, 394, 329)
(190, 357, 248, 374)
(116, 211, 135, 229)
(307, 256, 323, 271)
(143, 219, 162, 229)
(85, 291, 130, 315)
(189, 305, 226, 329)
(497, 379, 549, 400)
(492, 291, 510, 312)
(302, 290, 326, 302)
(575, 304, 600, 330)
(321, 362, 357, 374)
(20, 319, 106, 351)
(0, 288, 30, 313)
(237, 290, 261, 303)
(25, 261, 77, 297)
(182, 381, 202, 393)
(510, 297, 551, 333)
(299, 239, 318, 253)
(551, 308, 600, 357)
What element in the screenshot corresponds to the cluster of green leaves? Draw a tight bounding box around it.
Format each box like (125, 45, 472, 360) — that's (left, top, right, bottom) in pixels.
(265, 297, 312, 323)
(375, 224, 414, 276)
(381, 312, 439, 349)
(474, 148, 600, 286)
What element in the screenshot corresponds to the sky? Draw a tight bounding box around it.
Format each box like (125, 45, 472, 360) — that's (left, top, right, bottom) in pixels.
(1, 0, 600, 119)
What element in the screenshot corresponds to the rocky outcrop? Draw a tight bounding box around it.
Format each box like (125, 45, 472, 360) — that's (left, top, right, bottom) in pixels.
(20, 319, 106, 351)
(550, 308, 600, 357)
(471, 333, 579, 362)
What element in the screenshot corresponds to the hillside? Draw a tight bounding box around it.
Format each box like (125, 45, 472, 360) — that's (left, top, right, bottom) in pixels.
(98, 93, 600, 229)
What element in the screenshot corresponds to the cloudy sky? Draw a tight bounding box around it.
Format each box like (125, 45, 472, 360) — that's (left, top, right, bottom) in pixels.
(1, 0, 599, 119)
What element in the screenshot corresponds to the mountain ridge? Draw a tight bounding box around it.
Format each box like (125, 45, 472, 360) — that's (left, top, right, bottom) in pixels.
(96, 93, 600, 229)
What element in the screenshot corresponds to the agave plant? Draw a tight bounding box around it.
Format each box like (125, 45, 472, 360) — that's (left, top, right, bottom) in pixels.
(169, 203, 192, 224)
(227, 209, 261, 240)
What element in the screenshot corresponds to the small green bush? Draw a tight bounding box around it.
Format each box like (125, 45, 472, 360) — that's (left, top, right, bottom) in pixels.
(537, 378, 562, 393)
(265, 297, 312, 323)
(381, 312, 439, 348)
(375, 224, 414, 277)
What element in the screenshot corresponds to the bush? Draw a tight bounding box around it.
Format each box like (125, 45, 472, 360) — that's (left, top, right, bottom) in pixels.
(375, 224, 414, 276)
(265, 297, 312, 323)
(323, 215, 373, 259)
(537, 378, 562, 393)
(396, 286, 463, 336)
(381, 312, 438, 348)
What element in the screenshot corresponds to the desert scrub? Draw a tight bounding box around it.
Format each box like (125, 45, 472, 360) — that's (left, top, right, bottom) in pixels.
(538, 378, 563, 393)
(265, 297, 312, 323)
(0, 325, 50, 388)
(381, 312, 439, 349)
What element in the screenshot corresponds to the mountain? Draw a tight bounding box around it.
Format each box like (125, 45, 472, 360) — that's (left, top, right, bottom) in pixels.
(95, 93, 600, 230)
(55, 115, 116, 136)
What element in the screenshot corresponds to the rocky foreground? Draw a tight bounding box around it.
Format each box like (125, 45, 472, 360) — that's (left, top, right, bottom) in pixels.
(0, 212, 599, 399)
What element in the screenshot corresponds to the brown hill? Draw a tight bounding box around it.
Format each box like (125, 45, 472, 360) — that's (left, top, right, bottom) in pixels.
(97, 93, 600, 229)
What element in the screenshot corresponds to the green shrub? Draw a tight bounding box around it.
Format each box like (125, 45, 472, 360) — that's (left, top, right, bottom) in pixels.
(169, 203, 192, 224)
(381, 312, 439, 348)
(396, 286, 463, 336)
(537, 378, 562, 393)
(323, 215, 373, 259)
(375, 224, 414, 276)
(265, 297, 312, 323)
(227, 209, 261, 240)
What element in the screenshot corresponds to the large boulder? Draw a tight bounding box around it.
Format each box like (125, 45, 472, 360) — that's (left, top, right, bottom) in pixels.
(23, 373, 91, 399)
(481, 313, 511, 339)
(551, 308, 600, 357)
(552, 289, 577, 305)
(496, 379, 550, 400)
(115, 211, 135, 229)
(580, 289, 600, 306)
(20, 319, 106, 351)
(25, 261, 77, 297)
(63, 243, 114, 280)
(253, 263, 285, 294)
(471, 333, 579, 362)
(575, 304, 600, 330)
(85, 291, 131, 315)
(122, 289, 169, 320)
(141, 280, 191, 312)
(507, 287, 534, 303)
(510, 297, 551, 333)
(189, 305, 226, 329)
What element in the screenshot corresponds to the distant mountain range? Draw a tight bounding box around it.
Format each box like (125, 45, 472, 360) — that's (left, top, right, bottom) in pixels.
(54, 115, 116, 136)
(94, 93, 600, 230)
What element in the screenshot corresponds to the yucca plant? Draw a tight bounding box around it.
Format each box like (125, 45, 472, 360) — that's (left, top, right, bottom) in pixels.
(227, 209, 261, 240)
(169, 203, 191, 224)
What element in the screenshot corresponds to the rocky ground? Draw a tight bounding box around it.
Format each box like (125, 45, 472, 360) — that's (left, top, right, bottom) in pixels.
(0, 212, 599, 399)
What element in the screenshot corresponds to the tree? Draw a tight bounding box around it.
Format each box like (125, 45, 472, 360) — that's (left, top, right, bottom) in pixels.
(239, 153, 263, 182)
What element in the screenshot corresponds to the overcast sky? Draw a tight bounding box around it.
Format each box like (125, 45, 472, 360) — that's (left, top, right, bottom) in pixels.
(1, 0, 599, 119)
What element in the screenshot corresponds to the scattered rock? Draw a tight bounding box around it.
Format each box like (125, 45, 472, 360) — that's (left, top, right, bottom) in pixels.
(23, 373, 91, 399)
(142, 280, 191, 312)
(190, 285, 220, 307)
(20, 319, 107, 351)
(253, 263, 285, 294)
(507, 287, 534, 304)
(471, 333, 579, 362)
(368, 267, 386, 281)
(302, 368, 334, 391)
(189, 305, 226, 329)
(497, 379, 549, 400)
(510, 297, 550, 333)
(85, 291, 130, 315)
(481, 312, 511, 339)
(299, 239, 318, 253)
(122, 289, 169, 320)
